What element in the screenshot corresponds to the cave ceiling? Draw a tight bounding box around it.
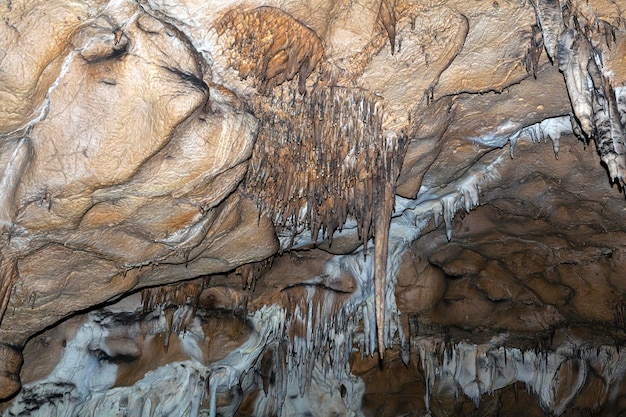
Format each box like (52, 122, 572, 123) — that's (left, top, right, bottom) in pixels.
(2, 0, 626, 416)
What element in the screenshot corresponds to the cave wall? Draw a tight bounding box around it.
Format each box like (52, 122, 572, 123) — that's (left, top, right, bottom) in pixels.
(2, 0, 626, 415)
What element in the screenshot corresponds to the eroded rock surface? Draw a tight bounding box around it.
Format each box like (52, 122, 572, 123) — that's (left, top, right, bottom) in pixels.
(2, 0, 626, 415)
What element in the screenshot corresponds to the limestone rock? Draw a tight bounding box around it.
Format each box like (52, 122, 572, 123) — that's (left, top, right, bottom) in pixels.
(3, 0, 626, 415)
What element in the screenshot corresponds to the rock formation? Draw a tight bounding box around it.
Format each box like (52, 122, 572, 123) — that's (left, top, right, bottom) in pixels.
(2, 0, 626, 415)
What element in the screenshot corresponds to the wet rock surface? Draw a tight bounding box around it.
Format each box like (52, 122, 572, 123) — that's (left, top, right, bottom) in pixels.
(2, 0, 626, 415)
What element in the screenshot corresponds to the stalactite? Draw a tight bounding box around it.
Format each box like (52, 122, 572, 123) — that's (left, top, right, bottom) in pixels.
(416, 336, 626, 416)
(244, 83, 407, 359)
(533, 0, 564, 61)
(280, 285, 354, 391)
(216, 6, 324, 95)
(236, 257, 273, 290)
(524, 24, 544, 78)
(587, 58, 626, 186)
(140, 279, 210, 353)
(377, 0, 397, 54)
(585, 52, 626, 186)
(532, 0, 626, 186)
(162, 306, 174, 353)
(557, 28, 593, 137)
(373, 133, 409, 358)
(141, 278, 209, 314)
(244, 83, 398, 247)
(507, 116, 573, 160)
(414, 154, 504, 242)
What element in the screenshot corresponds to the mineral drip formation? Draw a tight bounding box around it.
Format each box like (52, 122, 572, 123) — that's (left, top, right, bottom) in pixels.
(533, 0, 626, 186)
(216, 6, 324, 95)
(10, 300, 626, 417)
(377, 0, 398, 54)
(140, 279, 211, 353)
(218, 5, 408, 358)
(244, 84, 407, 357)
(417, 336, 626, 416)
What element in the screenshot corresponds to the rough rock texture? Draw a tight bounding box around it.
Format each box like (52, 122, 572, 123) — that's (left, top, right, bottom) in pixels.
(2, 0, 626, 415)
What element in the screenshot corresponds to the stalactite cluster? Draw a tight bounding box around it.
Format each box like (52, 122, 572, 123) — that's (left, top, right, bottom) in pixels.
(235, 258, 273, 290)
(141, 279, 209, 313)
(218, 2, 409, 360)
(416, 336, 626, 416)
(244, 84, 406, 249)
(141, 279, 210, 353)
(252, 286, 357, 416)
(243, 85, 406, 358)
(534, 0, 626, 186)
(216, 6, 324, 95)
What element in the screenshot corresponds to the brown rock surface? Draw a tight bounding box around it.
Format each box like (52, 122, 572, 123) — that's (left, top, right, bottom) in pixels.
(2, 0, 626, 415)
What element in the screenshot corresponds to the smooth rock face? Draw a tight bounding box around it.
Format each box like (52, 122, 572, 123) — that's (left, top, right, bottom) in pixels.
(2, 0, 626, 415)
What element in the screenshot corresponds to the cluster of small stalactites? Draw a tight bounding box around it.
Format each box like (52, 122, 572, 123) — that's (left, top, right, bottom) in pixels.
(417, 335, 626, 416)
(215, 6, 324, 95)
(217, 3, 411, 367)
(140, 279, 208, 314)
(280, 285, 355, 395)
(534, 0, 626, 187)
(243, 83, 406, 249)
(235, 257, 274, 290)
(243, 81, 409, 363)
(140, 279, 210, 352)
